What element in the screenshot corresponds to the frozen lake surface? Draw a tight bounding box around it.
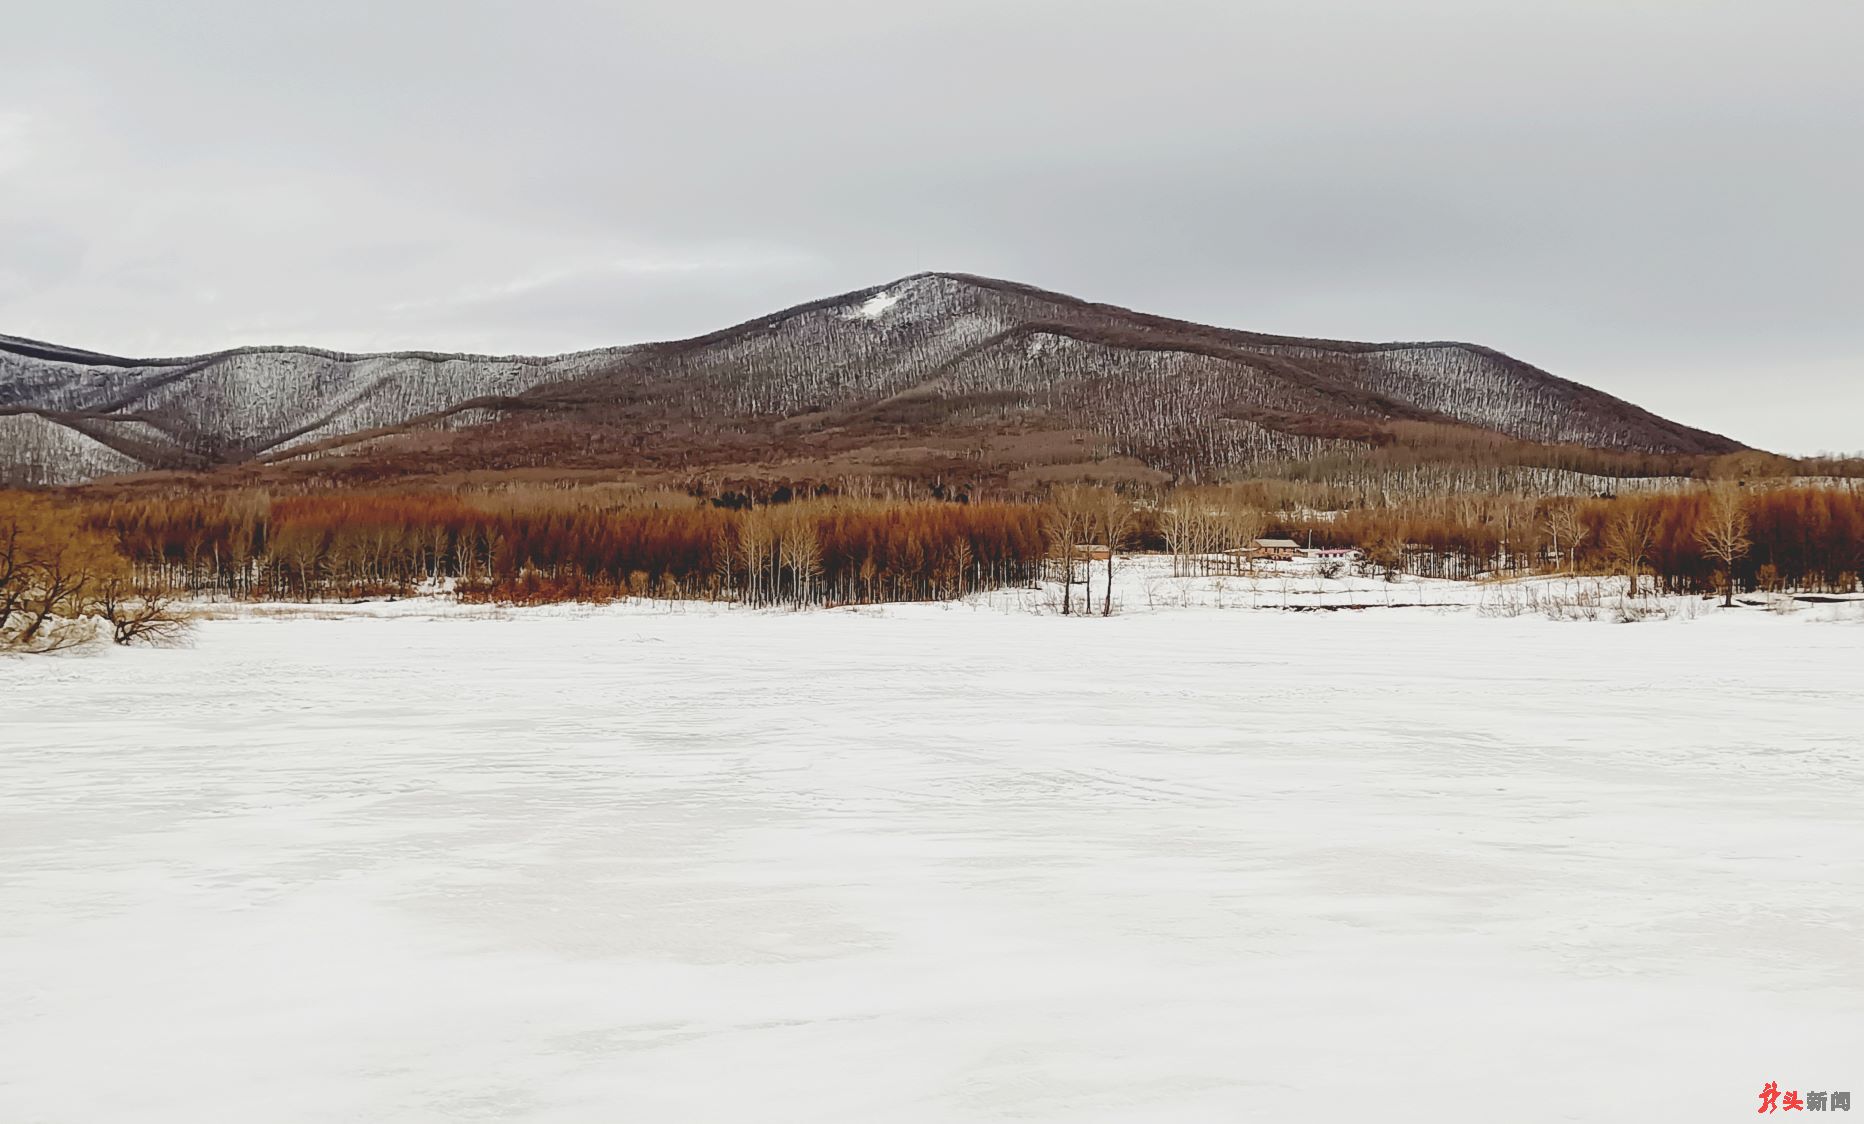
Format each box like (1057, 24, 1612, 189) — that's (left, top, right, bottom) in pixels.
(2, 602, 1861, 1121)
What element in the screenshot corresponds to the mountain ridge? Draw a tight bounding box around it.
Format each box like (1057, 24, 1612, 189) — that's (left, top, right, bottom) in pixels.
(0, 272, 1746, 487)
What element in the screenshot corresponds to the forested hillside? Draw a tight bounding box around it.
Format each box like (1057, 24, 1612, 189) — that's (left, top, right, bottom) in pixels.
(2, 274, 1745, 487)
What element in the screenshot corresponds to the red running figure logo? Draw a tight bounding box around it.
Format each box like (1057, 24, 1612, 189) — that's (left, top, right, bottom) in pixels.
(1759, 1082, 1851, 1113)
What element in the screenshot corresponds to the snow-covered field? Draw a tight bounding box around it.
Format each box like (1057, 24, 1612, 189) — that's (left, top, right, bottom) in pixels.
(2, 583, 1861, 1121)
(988, 555, 1864, 621)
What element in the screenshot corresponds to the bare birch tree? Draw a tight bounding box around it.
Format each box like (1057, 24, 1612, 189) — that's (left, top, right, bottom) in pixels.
(1544, 502, 1582, 574)
(738, 513, 773, 606)
(1604, 506, 1657, 598)
(1045, 486, 1092, 614)
(1095, 488, 1136, 616)
(1214, 496, 1264, 567)
(1695, 485, 1751, 607)
(779, 518, 822, 607)
(1159, 495, 1197, 577)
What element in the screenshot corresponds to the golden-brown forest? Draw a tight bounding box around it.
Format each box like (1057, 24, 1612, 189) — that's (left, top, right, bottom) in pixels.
(4, 476, 1861, 650)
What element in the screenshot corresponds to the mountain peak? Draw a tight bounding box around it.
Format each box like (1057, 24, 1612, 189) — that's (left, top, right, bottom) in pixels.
(1, 276, 1744, 486)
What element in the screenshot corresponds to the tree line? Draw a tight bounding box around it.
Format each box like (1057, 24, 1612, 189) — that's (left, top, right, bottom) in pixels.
(1263, 484, 1863, 596)
(65, 487, 1046, 608)
(6, 477, 1860, 650)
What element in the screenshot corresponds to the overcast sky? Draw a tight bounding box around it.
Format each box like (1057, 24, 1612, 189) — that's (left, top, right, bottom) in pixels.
(3, 1, 1859, 453)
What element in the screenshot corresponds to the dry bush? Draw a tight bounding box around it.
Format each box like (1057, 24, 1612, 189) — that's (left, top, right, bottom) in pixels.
(97, 579, 195, 646)
(2, 493, 128, 652)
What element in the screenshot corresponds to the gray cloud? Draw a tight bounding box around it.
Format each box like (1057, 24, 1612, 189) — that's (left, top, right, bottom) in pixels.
(2, 0, 1859, 452)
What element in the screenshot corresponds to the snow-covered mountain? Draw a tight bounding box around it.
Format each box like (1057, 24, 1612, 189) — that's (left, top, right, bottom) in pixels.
(0, 335, 630, 484)
(0, 273, 1743, 485)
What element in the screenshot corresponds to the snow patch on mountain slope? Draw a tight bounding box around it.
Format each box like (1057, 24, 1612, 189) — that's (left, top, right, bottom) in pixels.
(855, 290, 902, 320)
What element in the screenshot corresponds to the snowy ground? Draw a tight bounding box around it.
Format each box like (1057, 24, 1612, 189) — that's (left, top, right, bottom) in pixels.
(2, 575, 1861, 1122)
(1003, 554, 1864, 620)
